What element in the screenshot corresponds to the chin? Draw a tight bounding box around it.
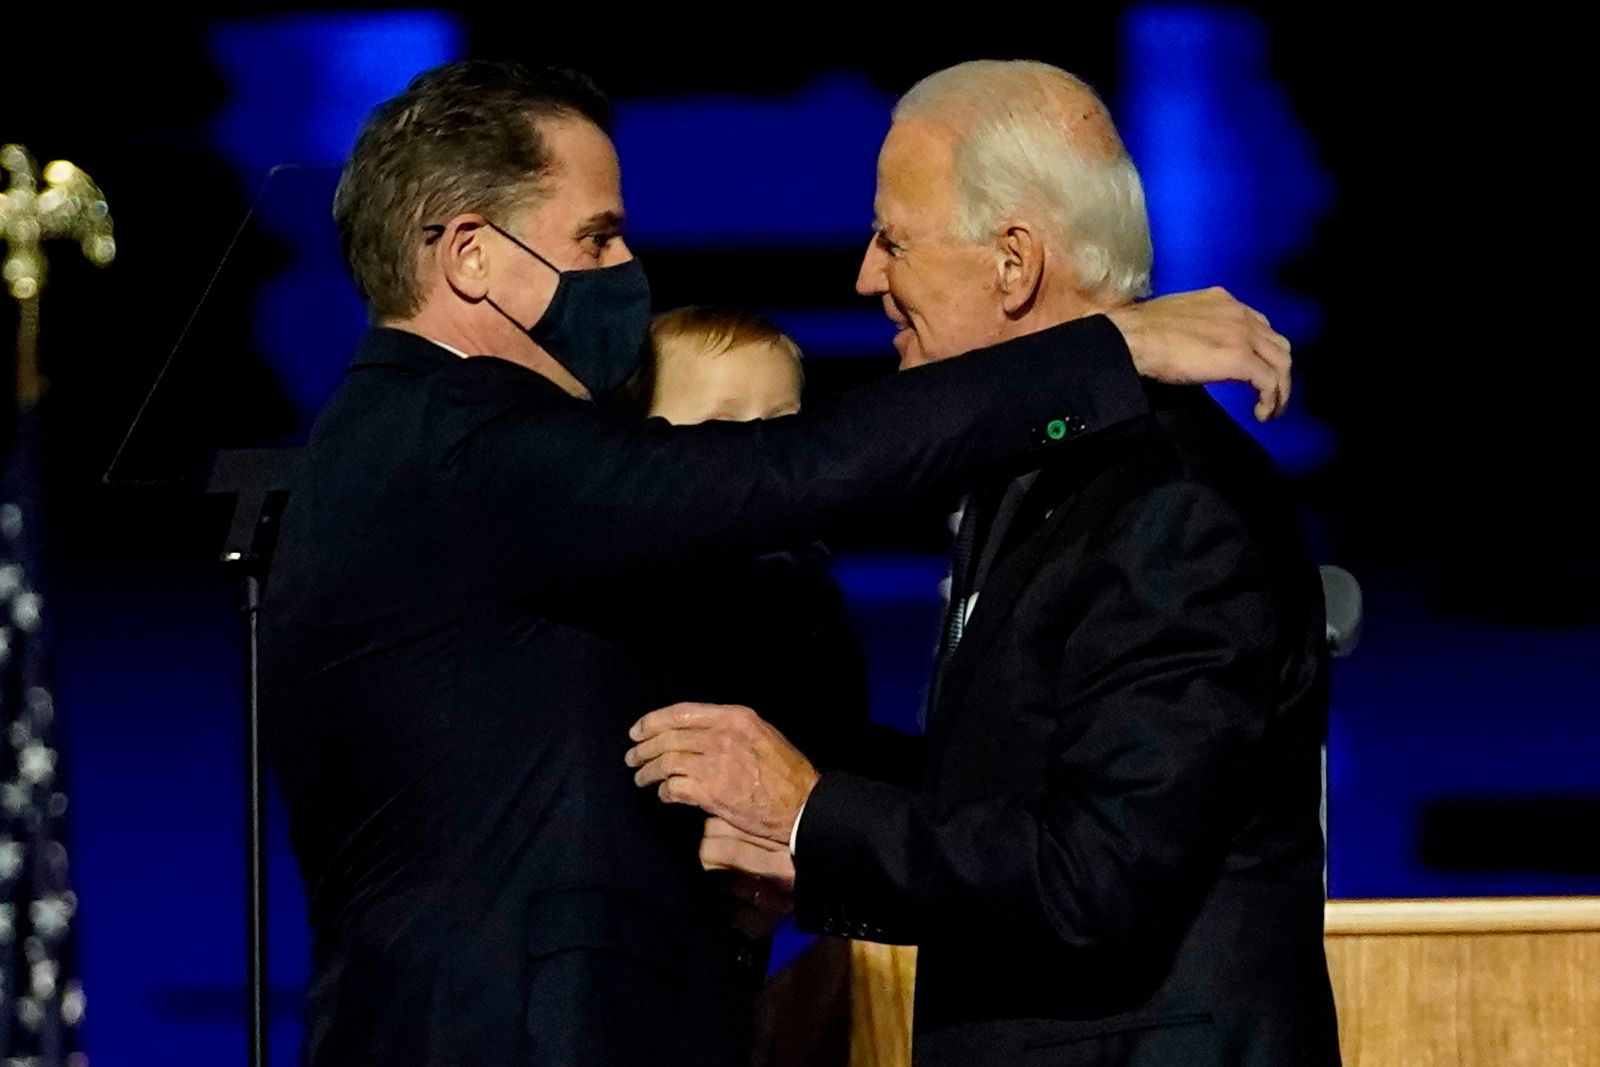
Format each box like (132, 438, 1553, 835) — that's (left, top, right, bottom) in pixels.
(893, 330, 927, 369)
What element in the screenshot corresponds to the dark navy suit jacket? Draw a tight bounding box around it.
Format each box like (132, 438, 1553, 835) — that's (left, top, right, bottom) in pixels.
(261, 320, 1146, 1065)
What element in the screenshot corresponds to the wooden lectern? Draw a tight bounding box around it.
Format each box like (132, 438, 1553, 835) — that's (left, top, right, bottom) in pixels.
(1325, 897, 1599, 1066)
(826, 897, 1600, 1067)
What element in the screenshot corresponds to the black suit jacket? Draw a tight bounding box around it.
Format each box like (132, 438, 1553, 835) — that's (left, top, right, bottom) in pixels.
(794, 379, 1340, 1066)
(260, 320, 1146, 1066)
(624, 545, 871, 1007)
(626, 545, 870, 774)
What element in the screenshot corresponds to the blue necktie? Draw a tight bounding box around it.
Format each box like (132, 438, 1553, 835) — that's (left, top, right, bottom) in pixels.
(942, 488, 993, 653)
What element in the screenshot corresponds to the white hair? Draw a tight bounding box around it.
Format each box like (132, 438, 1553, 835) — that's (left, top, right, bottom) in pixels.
(894, 60, 1153, 301)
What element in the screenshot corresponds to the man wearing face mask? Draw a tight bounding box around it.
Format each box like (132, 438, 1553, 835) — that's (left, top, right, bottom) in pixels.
(260, 60, 1294, 1067)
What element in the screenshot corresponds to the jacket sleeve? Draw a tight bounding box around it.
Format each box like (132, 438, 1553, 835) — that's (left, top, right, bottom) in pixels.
(791, 481, 1278, 950)
(438, 315, 1147, 592)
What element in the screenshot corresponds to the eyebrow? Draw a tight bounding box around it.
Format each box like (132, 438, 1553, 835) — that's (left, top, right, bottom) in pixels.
(872, 216, 906, 241)
(576, 210, 626, 235)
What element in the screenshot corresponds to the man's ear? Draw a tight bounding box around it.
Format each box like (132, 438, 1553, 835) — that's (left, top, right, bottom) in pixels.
(433, 214, 492, 301)
(997, 221, 1045, 317)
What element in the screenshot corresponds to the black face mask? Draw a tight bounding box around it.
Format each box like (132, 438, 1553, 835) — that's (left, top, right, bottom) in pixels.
(482, 221, 652, 400)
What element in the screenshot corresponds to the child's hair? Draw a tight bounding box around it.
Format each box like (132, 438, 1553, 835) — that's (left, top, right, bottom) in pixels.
(619, 305, 805, 414)
(651, 306, 804, 376)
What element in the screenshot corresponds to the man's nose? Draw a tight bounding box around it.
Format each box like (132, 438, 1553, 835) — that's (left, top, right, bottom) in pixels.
(856, 237, 888, 296)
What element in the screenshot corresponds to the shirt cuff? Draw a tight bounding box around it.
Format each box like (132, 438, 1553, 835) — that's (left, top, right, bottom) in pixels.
(788, 797, 808, 858)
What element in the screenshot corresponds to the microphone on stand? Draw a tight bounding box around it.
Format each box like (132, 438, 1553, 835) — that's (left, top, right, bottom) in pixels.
(1320, 565, 1363, 658)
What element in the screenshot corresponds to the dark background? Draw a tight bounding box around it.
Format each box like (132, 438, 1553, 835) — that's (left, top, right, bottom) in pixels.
(5, 7, 1594, 1064)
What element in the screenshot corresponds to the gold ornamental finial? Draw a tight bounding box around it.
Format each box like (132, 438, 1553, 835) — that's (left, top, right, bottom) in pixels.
(0, 144, 116, 411)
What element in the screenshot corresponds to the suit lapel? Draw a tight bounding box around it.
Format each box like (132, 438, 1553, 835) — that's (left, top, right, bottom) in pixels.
(923, 464, 1086, 780)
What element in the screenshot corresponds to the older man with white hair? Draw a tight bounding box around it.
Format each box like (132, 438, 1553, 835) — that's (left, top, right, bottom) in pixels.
(630, 60, 1341, 1066)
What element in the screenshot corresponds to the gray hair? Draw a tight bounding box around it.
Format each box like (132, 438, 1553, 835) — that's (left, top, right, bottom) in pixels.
(894, 60, 1152, 301)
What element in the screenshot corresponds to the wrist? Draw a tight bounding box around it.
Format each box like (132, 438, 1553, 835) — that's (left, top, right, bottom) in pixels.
(788, 770, 822, 857)
(1102, 305, 1148, 375)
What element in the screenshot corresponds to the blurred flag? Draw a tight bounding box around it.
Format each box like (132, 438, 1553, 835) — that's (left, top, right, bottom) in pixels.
(0, 410, 84, 1064)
